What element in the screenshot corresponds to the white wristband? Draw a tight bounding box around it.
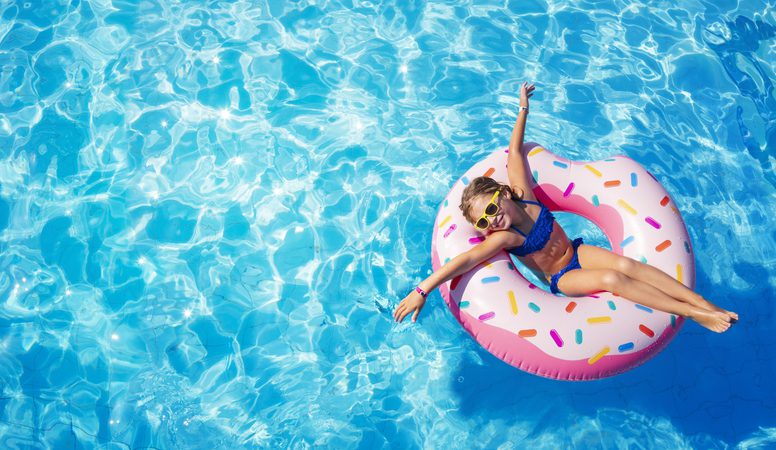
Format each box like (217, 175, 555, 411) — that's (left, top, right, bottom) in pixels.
(519, 106, 529, 114)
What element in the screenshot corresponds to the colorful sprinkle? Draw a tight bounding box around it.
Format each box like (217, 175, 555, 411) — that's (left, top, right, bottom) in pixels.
(532, 170, 538, 182)
(550, 329, 564, 347)
(640, 256, 647, 263)
(478, 312, 495, 321)
(483, 167, 495, 178)
(469, 236, 485, 244)
(671, 315, 677, 327)
(518, 329, 537, 337)
(481, 276, 500, 284)
(645, 217, 661, 229)
(444, 258, 451, 264)
(684, 241, 690, 253)
(588, 294, 600, 299)
(444, 199, 448, 207)
(553, 161, 569, 169)
(621, 236, 634, 248)
(604, 180, 621, 188)
(588, 346, 610, 365)
(676, 264, 683, 284)
(565, 301, 577, 313)
(655, 240, 671, 252)
(528, 302, 541, 313)
(507, 262, 514, 271)
(618, 342, 635, 352)
(635, 304, 653, 313)
(459, 301, 470, 308)
(592, 195, 600, 207)
(482, 262, 493, 269)
(575, 329, 583, 344)
(617, 199, 637, 215)
(605, 158, 617, 162)
(660, 196, 670, 206)
(607, 301, 616, 310)
(630, 173, 638, 187)
(563, 182, 575, 197)
(450, 276, 462, 290)
(462, 176, 470, 185)
(508, 291, 518, 315)
(444, 224, 457, 238)
(528, 283, 537, 290)
(438, 215, 452, 228)
(670, 206, 679, 215)
(639, 324, 655, 337)
(587, 316, 612, 324)
(585, 165, 602, 177)
(528, 147, 545, 157)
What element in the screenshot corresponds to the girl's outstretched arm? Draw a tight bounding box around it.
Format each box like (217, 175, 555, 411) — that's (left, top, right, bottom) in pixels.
(393, 231, 514, 323)
(507, 82, 537, 200)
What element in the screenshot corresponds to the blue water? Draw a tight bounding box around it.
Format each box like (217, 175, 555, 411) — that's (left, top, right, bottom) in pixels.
(0, 0, 774, 448)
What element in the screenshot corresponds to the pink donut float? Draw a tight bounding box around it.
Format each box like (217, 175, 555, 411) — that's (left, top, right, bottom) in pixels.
(431, 143, 693, 381)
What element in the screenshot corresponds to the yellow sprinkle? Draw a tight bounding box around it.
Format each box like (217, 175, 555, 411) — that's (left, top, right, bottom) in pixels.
(484, 263, 493, 269)
(584, 165, 602, 177)
(528, 147, 545, 157)
(508, 291, 518, 315)
(588, 346, 610, 365)
(676, 264, 683, 284)
(617, 199, 637, 215)
(438, 215, 451, 228)
(587, 316, 612, 324)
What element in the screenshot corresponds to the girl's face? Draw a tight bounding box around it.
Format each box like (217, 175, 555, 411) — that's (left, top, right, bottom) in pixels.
(470, 190, 515, 232)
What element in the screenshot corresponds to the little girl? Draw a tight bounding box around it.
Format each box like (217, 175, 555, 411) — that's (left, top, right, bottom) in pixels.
(393, 82, 739, 332)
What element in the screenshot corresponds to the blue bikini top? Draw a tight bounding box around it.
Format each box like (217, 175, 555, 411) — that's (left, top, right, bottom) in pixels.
(506, 199, 555, 257)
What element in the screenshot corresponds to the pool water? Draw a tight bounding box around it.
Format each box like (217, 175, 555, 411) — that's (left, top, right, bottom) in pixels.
(1, 0, 774, 448)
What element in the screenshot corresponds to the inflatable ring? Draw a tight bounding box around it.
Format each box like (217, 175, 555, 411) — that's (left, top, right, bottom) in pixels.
(431, 143, 693, 381)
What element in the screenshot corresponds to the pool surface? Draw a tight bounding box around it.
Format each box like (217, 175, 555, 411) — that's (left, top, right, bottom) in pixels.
(0, 0, 774, 448)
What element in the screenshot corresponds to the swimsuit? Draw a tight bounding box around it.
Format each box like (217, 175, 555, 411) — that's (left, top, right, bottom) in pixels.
(505, 199, 584, 295)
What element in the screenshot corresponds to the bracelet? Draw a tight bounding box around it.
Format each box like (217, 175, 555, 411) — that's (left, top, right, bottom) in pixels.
(518, 106, 529, 114)
(414, 286, 428, 298)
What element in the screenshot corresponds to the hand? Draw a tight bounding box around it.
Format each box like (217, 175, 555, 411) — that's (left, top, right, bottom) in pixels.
(520, 81, 535, 108)
(393, 291, 427, 323)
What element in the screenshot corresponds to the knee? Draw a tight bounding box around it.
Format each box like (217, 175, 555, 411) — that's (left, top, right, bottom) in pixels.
(599, 270, 627, 291)
(615, 257, 638, 276)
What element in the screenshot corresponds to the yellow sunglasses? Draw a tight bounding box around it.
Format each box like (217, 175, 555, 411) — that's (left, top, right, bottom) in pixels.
(474, 190, 501, 230)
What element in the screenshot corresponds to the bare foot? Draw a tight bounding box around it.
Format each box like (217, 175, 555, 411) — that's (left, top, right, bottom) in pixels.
(689, 307, 732, 333)
(694, 296, 739, 323)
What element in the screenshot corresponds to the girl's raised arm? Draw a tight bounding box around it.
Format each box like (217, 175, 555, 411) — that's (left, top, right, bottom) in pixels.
(507, 82, 537, 201)
(393, 231, 513, 323)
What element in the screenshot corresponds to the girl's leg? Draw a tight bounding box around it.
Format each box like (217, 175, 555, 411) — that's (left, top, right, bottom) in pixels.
(556, 268, 732, 333)
(575, 244, 738, 320)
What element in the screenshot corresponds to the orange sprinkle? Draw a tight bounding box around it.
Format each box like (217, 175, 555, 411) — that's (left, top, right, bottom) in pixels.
(639, 324, 655, 337)
(660, 196, 670, 206)
(604, 180, 621, 187)
(518, 329, 537, 337)
(656, 240, 672, 252)
(565, 301, 577, 313)
(483, 167, 495, 178)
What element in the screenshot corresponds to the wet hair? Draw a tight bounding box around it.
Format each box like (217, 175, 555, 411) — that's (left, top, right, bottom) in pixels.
(459, 177, 523, 224)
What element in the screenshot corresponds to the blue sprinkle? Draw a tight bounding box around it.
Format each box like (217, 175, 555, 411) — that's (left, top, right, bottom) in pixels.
(459, 301, 470, 308)
(605, 158, 616, 162)
(618, 342, 635, 352)
(444, 258, 451, 264)
(507, 263, 514, 271)
(671, 315, 677, 327)
(592, 195, 599, 207)
(635, 304, 653, 313)
(575, 329, 583, 344)
(528, 302, 541, 313)
(444, 199, 448, 207)
(621, 236, 634, 248)
(462, 176, 470, 185)
(481, 276, 500, 284)
(553, 161, 568, 169)
(532, 170, 538, 182)
(640, 256, 647, 263)
(631, 173, 638, 187)
(684, 241, 691, 253)
(608, 301, 616, 311)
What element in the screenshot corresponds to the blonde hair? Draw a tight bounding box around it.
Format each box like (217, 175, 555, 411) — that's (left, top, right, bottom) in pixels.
(458, 177, 523, 224)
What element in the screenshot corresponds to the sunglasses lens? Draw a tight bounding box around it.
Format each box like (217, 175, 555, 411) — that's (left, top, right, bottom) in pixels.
(476, 217, 489, 229)
(485, 203, 498, 215)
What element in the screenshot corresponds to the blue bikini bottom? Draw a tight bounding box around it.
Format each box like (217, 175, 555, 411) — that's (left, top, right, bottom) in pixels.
(550, 238, 584, 295)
